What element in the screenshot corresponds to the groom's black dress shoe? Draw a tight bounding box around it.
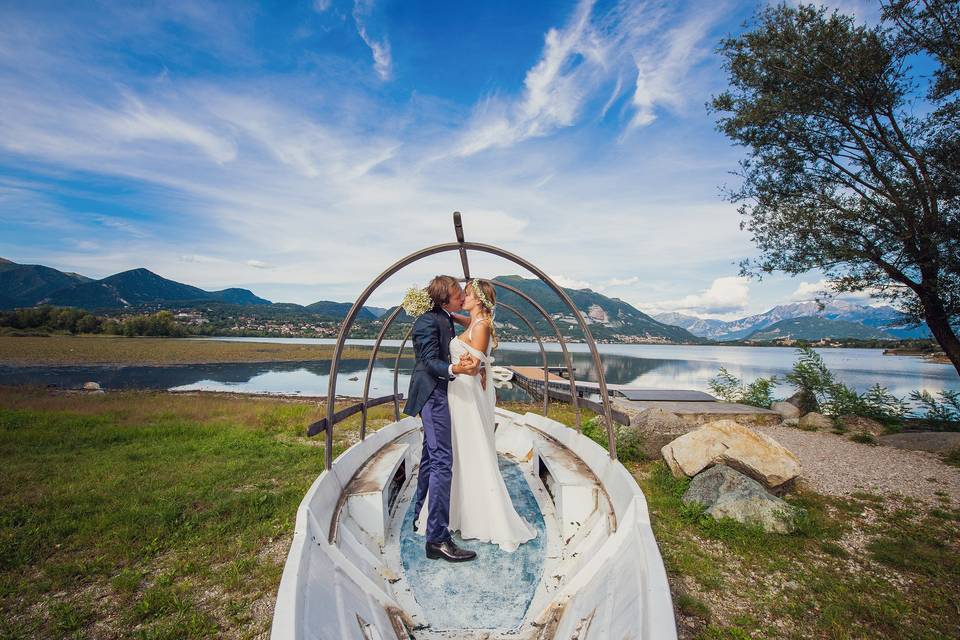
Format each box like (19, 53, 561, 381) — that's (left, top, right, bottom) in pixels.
(425, 539, 477, 562)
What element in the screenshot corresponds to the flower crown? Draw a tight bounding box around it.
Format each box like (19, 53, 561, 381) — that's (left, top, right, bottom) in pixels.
(400, 286, 432, 317)
(471, 279, 494, 310)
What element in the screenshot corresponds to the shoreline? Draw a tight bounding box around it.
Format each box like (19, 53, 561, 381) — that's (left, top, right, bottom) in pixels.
(0, 335, 394, 367)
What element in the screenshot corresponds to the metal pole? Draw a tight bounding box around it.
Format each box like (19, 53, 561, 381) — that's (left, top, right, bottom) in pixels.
(392, 325, 414, 420)
(360, 306, 403, 440)
(487, 279, 583, 430)
(322, 220, 617, 467)
(495, 301, 550, 417)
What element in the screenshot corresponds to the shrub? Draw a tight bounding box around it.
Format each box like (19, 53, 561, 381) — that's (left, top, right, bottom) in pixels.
(708, 367, 778, 408)
(909, 390, 960, 426)
(581, 416, 647, 463)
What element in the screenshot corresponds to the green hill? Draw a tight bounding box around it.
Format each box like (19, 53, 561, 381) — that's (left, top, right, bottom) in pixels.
(42, 268, 272, 310)
(486, 275, 700, 343)
(0, 258, 92, 308)
(745, 316, 895, 341)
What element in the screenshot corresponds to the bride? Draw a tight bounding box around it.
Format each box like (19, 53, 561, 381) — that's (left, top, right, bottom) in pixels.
(415, 279, 537, 552)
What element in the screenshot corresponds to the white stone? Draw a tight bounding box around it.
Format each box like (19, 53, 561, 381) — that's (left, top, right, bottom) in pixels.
(660, 419, 801, 490)
(771, 401, 800, 419)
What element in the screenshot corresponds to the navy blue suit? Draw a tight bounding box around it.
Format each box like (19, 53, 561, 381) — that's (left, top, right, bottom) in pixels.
(404, 306, 457, 543)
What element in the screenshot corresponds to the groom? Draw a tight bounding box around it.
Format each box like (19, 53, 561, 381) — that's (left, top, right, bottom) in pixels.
(404, 275, 480, 563)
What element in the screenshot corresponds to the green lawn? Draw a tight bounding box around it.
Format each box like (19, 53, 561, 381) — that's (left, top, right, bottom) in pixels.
(2, 387, 956, 639)
(630, 461, 960, 639)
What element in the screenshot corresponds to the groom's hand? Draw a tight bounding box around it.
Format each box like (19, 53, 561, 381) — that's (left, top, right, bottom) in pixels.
(453, 354, 480, 376)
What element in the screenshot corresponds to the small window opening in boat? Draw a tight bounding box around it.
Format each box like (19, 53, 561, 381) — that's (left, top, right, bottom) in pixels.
(387, 459, 406, 513)
(538, 457, 557, 503)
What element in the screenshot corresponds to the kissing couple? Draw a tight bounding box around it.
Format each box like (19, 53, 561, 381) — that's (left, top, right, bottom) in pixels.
(402, 275, 537, 563)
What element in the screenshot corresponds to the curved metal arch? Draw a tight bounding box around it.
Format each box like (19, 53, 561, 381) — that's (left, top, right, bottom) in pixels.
(323, 227, 617, 469)
(392, 324, 414, 418)
(494, 301, 550, 417)
(485, 278, 583, 428)
(359, 305, 404, 440)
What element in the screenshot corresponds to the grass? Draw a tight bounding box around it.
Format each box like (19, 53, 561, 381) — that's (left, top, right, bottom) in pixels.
(0, 387, 586, 638)
(0, 335, 390, 366)
(628, 459, 960, 639)
(3, 385, 958, 639)
(944, 446, 960, 468)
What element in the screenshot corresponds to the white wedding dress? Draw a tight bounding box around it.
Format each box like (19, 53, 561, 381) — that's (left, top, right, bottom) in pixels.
(415, 320, 537, 552)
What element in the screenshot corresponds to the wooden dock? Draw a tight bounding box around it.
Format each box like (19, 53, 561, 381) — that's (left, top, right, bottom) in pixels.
(505, 365, 780, 427)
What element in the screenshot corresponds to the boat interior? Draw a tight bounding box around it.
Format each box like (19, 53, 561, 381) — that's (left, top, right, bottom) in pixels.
(270, 214, 677, 639)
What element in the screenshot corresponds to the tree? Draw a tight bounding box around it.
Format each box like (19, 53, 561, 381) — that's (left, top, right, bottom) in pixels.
(710, 2, 960, 375)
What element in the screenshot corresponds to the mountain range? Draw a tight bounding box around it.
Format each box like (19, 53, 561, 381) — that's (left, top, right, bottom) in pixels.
(653, 300, 931, 341)
(0, 257, 931, 342)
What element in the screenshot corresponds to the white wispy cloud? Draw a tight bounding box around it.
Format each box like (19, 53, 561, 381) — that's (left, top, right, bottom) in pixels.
(352, 0, 392, 81)
(453, 0, 723, 156)
(650, 276, 751, 315)
(0, 1, 798, 314)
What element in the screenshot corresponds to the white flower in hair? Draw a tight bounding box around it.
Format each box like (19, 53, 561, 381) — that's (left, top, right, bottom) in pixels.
(471, 279, 494, 310)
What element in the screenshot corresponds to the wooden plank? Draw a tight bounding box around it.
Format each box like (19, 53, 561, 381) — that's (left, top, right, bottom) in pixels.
(307, 394, 404, 437)
(618, 389, 717, 402)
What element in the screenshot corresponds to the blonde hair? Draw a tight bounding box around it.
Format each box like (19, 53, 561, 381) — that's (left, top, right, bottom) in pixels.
(472, 279, 499, 350)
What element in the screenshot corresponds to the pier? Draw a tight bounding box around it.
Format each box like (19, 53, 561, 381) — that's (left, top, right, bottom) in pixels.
(506, 365, 781, 427)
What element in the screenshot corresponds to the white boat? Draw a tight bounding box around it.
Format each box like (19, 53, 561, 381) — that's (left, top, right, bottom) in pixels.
(271, 214, 678, 639)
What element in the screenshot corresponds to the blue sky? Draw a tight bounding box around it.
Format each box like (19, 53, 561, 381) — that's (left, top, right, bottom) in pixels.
(0, 0, 883, 318)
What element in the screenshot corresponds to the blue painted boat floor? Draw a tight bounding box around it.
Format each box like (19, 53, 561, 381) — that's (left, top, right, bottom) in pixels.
(398, 456, 547, 631)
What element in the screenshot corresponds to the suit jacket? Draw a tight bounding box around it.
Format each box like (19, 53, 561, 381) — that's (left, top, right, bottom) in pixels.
(403, 306, 456, 417)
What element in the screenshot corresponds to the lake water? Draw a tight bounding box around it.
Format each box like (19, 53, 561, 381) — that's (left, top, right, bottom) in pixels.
(0, 338, 956, 406)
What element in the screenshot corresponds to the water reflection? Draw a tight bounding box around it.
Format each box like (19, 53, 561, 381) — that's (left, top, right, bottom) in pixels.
(0, 341, 955, 403)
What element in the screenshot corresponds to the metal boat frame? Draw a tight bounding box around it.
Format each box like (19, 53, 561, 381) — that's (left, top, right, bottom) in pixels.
(311, 212, 617, 468)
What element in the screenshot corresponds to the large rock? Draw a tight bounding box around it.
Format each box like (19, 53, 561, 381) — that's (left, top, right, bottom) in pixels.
(623, 407, 694, 459)
(771, 401, 800, 419)
(661, 419, 801, 492)
(799, 412, 833, 431)
(839, 415, 887, 437)
(682, 464, 802, 533)
(786, 389, 818, 415)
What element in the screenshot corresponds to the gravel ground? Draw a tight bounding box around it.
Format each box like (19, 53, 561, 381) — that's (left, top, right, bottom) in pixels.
(754, 424, 960, 507)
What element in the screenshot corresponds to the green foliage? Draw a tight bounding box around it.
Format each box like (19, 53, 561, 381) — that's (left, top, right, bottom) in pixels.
(707, 367, 778, 408)
(943, 446, 960, 468)
(0, 306, 101, 335)
(119, 311, 187, 337)
(785, 347, 909, 423)
(909, 389, 960, 425)
(711, 2, 960, 374)
(849, 432, 878, 445)
(0, 306, 189, 337)
(581, 416, 647, 463)
(785, 346, 835, 401)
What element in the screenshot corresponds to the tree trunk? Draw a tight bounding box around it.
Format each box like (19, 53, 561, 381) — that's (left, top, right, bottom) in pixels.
(921, 294, 960, 376)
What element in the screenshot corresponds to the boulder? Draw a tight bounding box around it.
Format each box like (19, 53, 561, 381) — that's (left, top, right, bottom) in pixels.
(661, 419, 801, 491)
(682, 464, 802, 534)
(786, 389, 818, 415)
(782, 417, 800, 428)
(624, 407, 693, 459)
(838, 415, 887, 437)
(82, 381, 102, 391)
(799, 412, 833, 431)
(771, 401, 800, 419)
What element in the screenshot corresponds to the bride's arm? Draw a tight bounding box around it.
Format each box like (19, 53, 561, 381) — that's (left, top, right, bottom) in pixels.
(470, 320, 491, 356)
(450, 312, 471, 328)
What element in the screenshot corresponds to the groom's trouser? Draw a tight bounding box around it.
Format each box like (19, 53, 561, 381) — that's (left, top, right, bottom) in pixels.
(415, 386, 452, 544)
